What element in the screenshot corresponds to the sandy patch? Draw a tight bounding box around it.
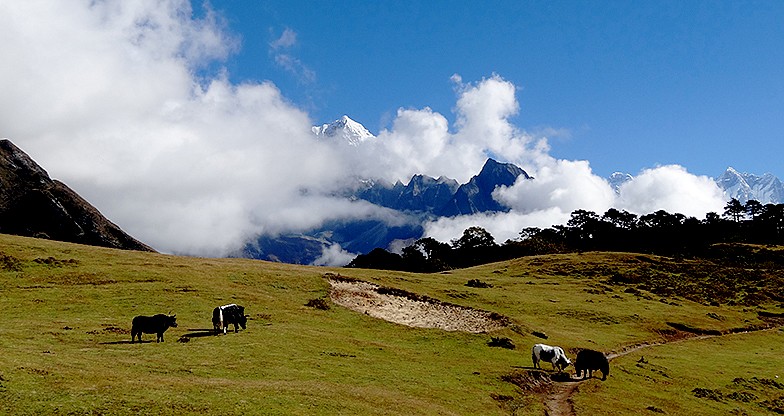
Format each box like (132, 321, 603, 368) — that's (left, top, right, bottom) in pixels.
(328, 278, 507, 333)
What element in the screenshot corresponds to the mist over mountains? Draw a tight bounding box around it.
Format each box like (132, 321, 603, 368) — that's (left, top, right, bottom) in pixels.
(237, 117, 783, 265)
(610, 165, 784, 205)
(240, 155, 532, 265)
(2, 113, 781, 267)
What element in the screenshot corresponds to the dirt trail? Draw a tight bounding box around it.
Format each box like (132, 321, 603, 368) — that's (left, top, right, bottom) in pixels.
(541, 327, 781, 416)
(326, 275, 781, 416)
(543, 381, 580, 416)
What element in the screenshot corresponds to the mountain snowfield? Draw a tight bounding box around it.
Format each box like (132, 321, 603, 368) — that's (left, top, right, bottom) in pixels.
(715, 167, 784, 204)
(312, 115, 374, 146)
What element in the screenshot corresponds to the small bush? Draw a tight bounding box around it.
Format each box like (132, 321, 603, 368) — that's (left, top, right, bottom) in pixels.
(692, 387, 724, 402)
(488, 337, 515, 349)
(466, 279, 493, 288)
(760, 396, 784, 414)
(305, 298, 330, 310)
(0, 253, 22, 271)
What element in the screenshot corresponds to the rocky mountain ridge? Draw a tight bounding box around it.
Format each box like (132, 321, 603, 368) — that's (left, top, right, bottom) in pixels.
(0, 139, 153, 252)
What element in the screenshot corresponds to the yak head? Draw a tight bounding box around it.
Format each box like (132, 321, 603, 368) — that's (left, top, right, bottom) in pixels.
(237, 307, 247, 329)
(167, 314, 178, 328)
(557, 355, 572, 370)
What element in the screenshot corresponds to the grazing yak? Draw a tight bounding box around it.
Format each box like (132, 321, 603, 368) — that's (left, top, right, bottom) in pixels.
(212, 304, 247, 335)
(575, 349, 610, 380)
(131, 314, 178, 343)
(532, 343, 571, 371)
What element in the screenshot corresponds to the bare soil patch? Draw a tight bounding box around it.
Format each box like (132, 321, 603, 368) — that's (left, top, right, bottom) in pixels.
(327, 276, 508, 333)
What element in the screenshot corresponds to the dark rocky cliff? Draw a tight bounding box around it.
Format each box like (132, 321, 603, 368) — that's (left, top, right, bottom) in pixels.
(0, 139, 154, 251)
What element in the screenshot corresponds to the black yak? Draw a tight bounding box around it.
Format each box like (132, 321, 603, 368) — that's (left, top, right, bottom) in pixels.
(575, 349, 610, 380)
(131, 314, 178, 343)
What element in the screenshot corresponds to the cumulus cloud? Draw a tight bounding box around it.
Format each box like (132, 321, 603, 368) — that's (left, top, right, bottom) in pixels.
(616, 165, 726, 217)
(347, 75, 550, 184)
(0, 1, 729, 259)
(312, 243, 358, 267)
(495, 159, 616, 215)
(0, 1, 347, 256)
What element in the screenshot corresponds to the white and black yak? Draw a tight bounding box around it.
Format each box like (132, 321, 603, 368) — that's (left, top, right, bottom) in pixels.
(212, 304, 248, 335)
(532, 343, 571, 372)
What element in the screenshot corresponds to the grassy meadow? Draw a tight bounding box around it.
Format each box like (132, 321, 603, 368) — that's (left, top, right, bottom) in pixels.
(0, 233, 782, 415)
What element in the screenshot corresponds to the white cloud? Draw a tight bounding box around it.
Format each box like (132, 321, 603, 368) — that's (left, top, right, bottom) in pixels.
(616, 165, 726, 217)
(494, 158, 615, 215)
(268, 27, 315, 84)
(424, 209, 570, 246)
(312, 243, 358, 267)
(270, 27, 297, 50)
(0, 1, 730, 259)
(0, 1, 344, 256)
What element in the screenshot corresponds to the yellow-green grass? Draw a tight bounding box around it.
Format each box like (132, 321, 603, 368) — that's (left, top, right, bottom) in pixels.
(574, 329, 784, 415)
(0, 233, 781, 415)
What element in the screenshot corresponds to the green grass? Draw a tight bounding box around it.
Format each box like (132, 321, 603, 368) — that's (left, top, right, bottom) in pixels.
(0, 234, 782, 415)
(574, 329, 784, 415)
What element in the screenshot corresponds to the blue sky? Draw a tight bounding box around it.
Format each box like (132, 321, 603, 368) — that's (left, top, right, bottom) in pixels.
(1, 1, 780, 257)
(212, 0, 783, 179)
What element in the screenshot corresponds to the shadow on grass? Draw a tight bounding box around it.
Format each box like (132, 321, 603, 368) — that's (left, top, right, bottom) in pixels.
(180, 328, 218, 338)
(508, 367, 579, 383)
(101, 340, 155, 345)
(100, 329, 219, 345)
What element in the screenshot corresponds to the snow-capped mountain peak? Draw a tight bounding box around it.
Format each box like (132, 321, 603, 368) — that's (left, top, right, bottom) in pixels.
(607, 172, 633, 192)
(312, 115, 374, 146)
(717, 167, 784, 204)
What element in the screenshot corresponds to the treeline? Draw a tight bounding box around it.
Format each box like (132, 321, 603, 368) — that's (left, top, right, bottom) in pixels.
(347, 199, 784, 272)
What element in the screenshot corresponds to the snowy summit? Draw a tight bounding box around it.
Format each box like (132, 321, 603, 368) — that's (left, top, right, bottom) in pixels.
(717, 167, 784, 204)
(312, 115, 375, 147)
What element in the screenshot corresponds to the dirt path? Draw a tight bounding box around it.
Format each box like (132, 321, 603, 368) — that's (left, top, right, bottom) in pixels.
(541, 327, 782, 416)
(542, 381, 580, 416)
(325, 275, 781, 416)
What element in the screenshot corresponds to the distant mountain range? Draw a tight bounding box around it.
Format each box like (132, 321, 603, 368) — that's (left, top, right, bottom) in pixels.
(245, 116, 784, 264)
(609, 167, 784, 205)
(716, 167, 784, 204)
(355, 158, 530, 217)
(5, 115, 782, 265)
(240, 156, 531, 264)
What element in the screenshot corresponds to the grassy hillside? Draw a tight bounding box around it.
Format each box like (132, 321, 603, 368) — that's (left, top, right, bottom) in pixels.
(0, 233, 781, 415)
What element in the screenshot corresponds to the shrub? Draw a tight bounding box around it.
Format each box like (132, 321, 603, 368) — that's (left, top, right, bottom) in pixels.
(488, 337, 515, 349)
(305, 298, 330, 310)
(466, 279, 493, 288)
